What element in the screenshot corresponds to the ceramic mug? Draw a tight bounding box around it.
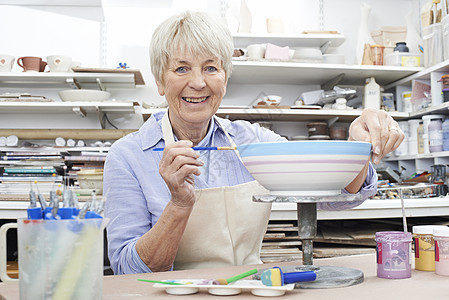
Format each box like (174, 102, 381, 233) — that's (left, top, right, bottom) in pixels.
(17, 56, 43, 72)
(0, 55, 15, 72)
(47, 55, 72, 72)
(40, 61, 47, 72)
(246, 44, 265, 60)
(266, 16, 284, 33)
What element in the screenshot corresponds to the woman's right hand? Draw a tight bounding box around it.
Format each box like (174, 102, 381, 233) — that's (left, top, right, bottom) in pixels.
(158, 140, 203, 208)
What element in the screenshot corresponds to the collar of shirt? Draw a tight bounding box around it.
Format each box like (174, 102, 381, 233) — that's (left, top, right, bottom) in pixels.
(139, 110, 236, 151)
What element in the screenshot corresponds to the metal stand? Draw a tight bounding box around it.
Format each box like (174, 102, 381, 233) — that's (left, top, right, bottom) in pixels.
(253, 193, 364, 289)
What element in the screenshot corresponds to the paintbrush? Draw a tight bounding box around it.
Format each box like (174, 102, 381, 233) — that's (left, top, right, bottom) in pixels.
(137, 279, 184, 285)
(152, 146, 236, 151)
(213, 268, 258, 285)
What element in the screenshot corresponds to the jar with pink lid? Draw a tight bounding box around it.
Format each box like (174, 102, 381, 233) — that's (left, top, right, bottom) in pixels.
(434, 227, 449, 276)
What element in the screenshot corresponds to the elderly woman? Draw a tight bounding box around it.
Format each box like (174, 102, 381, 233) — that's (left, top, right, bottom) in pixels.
(104, 11, 404, 275)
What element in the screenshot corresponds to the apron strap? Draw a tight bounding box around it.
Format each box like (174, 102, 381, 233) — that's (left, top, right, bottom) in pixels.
(161, 110, 175, 145)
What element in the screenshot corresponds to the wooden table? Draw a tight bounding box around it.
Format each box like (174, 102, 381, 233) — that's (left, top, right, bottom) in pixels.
(0, 254, 447, 299)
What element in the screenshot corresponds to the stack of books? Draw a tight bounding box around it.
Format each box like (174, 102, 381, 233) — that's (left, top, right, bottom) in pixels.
(0, 150, 64, 195)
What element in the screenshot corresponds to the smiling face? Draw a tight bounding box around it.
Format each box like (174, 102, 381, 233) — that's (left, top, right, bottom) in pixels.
(156, 49, 227, 136)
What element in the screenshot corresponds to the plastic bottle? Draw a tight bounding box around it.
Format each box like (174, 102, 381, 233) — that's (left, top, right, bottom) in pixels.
(363, 77, 381, 109)
(417, 122, 425, 154)
(408, 119, 421, 155)
(423, 115, 446, 154)
(429, 119, 443, 152)
(443, 119, 449, 151)
(402, 92, 412, 113)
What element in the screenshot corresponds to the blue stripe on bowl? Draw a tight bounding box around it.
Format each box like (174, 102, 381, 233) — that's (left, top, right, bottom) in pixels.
(237, 141, 371, 157)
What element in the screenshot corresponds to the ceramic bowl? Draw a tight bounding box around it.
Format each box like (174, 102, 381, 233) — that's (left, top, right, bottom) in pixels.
(59, 89, 111, 102)
(238, 141, 371, 195)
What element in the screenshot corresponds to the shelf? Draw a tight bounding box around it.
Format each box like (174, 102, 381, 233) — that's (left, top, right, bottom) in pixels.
(0, 197, 447, 220)
(0, 72, 138, 90)
(384, 150, 449, 161)
(0, 0, 101, 6)
(0, 146, 110, 152)
(0, 101, 138, 116)
(232, 33, 346, 48)
(270, 197, 449, 221)
(0, 196, 96, 220)
(230, 61, 423, 86)
(385, 59, 449, 89)
(408, 101, 449, 118)
(142, 108, 408, 122)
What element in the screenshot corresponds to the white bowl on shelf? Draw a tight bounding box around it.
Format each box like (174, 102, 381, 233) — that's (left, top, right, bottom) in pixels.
(59, 89, 111, 102)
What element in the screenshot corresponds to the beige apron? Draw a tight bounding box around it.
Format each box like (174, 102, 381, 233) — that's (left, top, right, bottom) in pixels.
(161, 112, 271, 270)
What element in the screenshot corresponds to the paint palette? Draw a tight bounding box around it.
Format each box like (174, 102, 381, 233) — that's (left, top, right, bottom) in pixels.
(152, 279, 294, 297)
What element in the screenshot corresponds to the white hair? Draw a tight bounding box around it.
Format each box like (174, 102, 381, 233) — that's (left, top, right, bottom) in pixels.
(149, 11, 234, 83)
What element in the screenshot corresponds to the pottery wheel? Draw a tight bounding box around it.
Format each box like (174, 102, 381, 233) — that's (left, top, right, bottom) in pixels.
(253, 193, 362, 265)
(255, 265, 364, 289)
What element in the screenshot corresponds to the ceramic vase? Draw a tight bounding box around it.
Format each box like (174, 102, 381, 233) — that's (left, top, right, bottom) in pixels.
(405, 11, 424, 54)
(238, 0, 252, 33)
(355, 2, 375, 64)
(225, 0, 240, 34)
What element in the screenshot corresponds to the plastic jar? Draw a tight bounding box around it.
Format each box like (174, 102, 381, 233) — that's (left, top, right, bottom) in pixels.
(370, 45, 385, 65)
(412, 225, 448, 271)
(434, 227, 449, 276)
(441, 75, 449, 89)
(375, 231, 412, 279)
(402, 92, 412, 113)
(443, 119, 449, 151)
(429, 119, 443, 152)
(417, 122, 425, 154)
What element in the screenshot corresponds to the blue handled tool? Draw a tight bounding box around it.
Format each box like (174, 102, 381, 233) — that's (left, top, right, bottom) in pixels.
(27, 186, 43, 220)
(261, 267, 316, 286)
(153, 146, 236, 151)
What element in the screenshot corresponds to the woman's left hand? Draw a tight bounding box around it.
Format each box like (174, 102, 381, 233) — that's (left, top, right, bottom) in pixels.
(348, 108, 405, 164)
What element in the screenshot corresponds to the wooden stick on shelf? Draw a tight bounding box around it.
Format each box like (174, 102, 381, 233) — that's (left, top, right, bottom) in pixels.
(0, 129, 137, 140)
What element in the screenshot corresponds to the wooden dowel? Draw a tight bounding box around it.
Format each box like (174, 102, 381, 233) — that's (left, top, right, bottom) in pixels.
(0, 129, 136, 140)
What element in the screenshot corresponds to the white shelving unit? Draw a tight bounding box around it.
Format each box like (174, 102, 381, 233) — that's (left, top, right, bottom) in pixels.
(232, 33, 346, 48)
(382, 60, 449, 178)
(0, 101, 138, 117)
(142, 107, 408, 122)
(1, 34, 446, 222)
(270, 198, 449, 221)
(0, 72, 137, 90)
(230, 61, 423, 86)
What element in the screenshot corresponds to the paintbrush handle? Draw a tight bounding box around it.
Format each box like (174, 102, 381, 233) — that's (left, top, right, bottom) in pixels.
(137, 279, 183, 285)
(152, 146, 236, 151)
(226, 268, 258, 284)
